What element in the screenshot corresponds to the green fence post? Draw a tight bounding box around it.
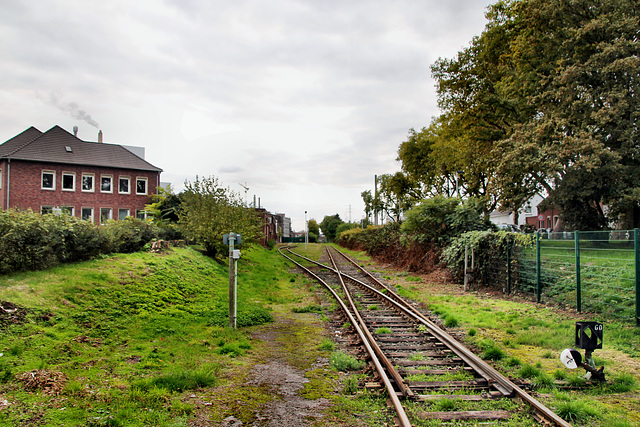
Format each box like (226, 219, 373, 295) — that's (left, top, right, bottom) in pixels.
(635, 228, 639, 326)
(575, 230, 581, 313)
(536, 231, 541, 303)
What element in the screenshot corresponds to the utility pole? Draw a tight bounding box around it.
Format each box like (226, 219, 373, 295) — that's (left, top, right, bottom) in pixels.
(305, 210, 308, 250)
(374, 175, 378, 226)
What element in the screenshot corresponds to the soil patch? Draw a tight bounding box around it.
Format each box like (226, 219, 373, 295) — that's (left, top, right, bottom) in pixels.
(247, 315, 331, 426)
(249, 360, 329, 427)
(0, 300, 28, 328)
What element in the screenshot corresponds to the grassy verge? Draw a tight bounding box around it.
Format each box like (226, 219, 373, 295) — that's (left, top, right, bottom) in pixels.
(0, 246, 296, 426)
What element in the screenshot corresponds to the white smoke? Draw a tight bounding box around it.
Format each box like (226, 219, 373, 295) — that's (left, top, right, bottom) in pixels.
(44, 92, 100, 128)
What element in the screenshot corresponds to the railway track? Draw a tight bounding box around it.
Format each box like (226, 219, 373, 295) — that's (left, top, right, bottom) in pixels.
(279, 245, 572, 427)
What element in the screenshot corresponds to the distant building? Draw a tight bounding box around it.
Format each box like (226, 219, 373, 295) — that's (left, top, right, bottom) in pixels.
(0, 125, 162, 223)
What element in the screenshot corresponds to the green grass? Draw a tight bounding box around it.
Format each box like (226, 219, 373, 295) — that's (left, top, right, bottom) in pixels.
(0, 246, 297, 426)
(329, 351, 364, 371)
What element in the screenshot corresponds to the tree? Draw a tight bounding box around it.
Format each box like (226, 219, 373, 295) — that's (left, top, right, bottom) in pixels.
(146, 186, 182, 224)
(307, 219, 319, 237)
(178, 176, 260, 257)
(319, 214, 344, 242)
(361, 173, 421, 224)
(419, 0, 640, 230)
(493, 0, 640, 229)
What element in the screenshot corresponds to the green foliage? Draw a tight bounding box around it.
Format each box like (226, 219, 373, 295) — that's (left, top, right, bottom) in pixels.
(292, 304, 323, 314)
(178, 176, 260, 257)
(329, 351, 364, 372)
(364, 172, 421, 222)
(402, 196, 489, 246)
(132, 366, 219, 392)
(0, 210, 158, 275)
(342, 375, 359, 395)
(319, 214, 344, 242)
(307, 219, 319, 237)
(518, 364, 542, 379)
(442, 230, 534, 282)
(554, 397, 602, 423)
(318, 339, 335, 352)
(443, 314, 459, 328)
(99, 217, 158, 254)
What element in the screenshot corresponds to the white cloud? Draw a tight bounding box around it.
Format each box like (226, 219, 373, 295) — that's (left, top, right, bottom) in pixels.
(0, 0, 493, 230)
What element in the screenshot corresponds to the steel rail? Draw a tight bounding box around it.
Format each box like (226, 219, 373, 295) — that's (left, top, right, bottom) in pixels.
(325, 247, 413, 399)
(327, 246, 573, 427)
(278, 248, 413, 427)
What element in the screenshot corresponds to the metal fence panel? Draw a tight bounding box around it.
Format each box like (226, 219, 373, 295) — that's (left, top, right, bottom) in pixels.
(491, 230, 639, 325)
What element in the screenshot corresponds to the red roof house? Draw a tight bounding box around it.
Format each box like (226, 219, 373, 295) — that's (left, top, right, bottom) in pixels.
(0, 126, 162, 223)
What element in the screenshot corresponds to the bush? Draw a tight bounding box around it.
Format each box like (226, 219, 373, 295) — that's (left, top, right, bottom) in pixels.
(0, 210, 159, 275)
(100, 217, 158, 254)
(330, 351, 364, 371)
(402, 196, 488, 246)
(442, 230, 534, 282)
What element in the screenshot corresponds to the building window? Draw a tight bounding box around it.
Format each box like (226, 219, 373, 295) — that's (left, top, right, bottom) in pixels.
(101, 175, 113, 193)
(41, 206, 53, 215)
(100, 208, 112, 224)
(524, 203, 532, 214)
(136, 177, 148, 195)
(42, 171, 56, 190)
(82, 174, 95, 192)
(81, 207, 94, 222)
(136, 210, 147, 219)
(62, 172, 75, 191)
(61, 206, 74, 216)
(119, 177, 131, 194)
(118, 209, 130, 220)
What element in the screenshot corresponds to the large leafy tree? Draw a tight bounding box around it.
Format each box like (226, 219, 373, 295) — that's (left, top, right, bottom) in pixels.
(179, 176, 260, 257)
(406, 0, 639, 230)
(319, 214, 344, 242)
(495, 0, 640, 229)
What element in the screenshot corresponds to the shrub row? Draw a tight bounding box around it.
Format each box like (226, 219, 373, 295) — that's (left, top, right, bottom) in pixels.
(0, 210, 159, 275)
(336, 197, 518, 278)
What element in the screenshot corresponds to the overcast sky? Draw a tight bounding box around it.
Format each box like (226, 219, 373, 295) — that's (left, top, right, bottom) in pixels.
(1, 0, 493, 231)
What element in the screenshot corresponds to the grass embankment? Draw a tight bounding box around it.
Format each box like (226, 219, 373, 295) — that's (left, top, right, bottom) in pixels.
(0, 246, 332, 426)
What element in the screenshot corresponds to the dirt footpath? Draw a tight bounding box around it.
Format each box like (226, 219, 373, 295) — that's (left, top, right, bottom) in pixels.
(189, 309, 337, 427)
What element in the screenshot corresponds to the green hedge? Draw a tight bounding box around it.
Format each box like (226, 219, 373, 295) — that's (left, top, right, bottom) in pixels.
(0, 210, 159, 275)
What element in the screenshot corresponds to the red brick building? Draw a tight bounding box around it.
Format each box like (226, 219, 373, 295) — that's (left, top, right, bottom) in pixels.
(0, 126, 162, 223)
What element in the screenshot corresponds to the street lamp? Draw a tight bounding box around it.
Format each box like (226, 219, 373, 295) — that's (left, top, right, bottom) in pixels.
(305, 210, 308, 250)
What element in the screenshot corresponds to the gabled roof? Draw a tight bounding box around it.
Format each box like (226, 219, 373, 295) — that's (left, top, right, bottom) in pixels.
(0, 126, 43, 157)
(0, 126, 162, 172)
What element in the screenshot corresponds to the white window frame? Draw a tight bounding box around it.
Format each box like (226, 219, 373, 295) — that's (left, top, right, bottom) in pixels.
(41, 170, 56, 190)
(100, 207, 112, 224)
(62, 172, 76, 192)
(118, 208, 130, 220)
(81, 207, 94, 222)
(41, 206, 53, 215)
(101, 175, 113, 193)
(81, 173, 95, 192)
(136, 209, 147, 220)
(136, 177, 148, 195)
(119, 176, 131, 195)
